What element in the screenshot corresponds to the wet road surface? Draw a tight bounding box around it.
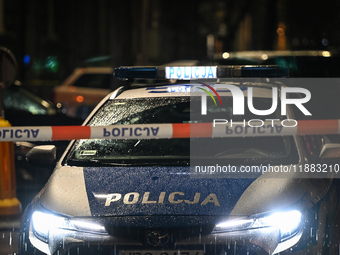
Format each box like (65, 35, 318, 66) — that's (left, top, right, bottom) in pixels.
(0, 190, 37, 255)
(0, 217, 20, 255)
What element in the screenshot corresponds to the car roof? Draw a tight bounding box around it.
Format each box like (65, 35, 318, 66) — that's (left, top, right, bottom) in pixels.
(112, 82, 277, 100)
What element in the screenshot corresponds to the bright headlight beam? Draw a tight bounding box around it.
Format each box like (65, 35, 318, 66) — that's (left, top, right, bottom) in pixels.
(259, 210, 302, 237)
(214, 210, 302, 239)
(32, 211, 107, 242)
(214, 218, 254, 232)
(32, 211, 70, 240)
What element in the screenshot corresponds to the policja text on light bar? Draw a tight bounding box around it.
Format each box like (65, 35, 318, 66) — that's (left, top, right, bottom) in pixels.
(114, 65, 289, 80)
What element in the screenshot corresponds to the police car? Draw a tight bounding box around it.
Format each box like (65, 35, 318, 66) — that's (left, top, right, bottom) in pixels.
(19, 66, 340, 255)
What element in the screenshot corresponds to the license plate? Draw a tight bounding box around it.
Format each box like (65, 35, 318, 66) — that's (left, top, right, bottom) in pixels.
(121, 250, 204, 255)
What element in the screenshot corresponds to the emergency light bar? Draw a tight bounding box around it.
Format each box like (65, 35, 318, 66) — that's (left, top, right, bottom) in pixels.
(114, 65, 289, 80)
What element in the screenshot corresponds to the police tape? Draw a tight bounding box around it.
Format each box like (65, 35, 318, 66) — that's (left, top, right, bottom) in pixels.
(0, 119, 339, 142)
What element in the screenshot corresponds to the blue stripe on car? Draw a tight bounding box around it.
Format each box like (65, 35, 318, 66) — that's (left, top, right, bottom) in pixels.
(83, 167, 255, 217)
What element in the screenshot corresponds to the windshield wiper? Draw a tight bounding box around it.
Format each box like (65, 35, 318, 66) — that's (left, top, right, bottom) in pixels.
(66, 159, 189, 167)
(214, 148, 273, 159)
(66, 159, 130, 167)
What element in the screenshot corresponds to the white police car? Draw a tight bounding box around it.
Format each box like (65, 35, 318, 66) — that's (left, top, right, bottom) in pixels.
(19, 66, 340, 255)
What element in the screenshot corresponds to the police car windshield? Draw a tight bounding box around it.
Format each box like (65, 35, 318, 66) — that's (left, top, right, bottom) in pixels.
(65, 97, 299, 166)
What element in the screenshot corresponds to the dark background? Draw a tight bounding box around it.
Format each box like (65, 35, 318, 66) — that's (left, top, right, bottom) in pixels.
(1, 1, 340, 253)
(1, 0, 340, 98)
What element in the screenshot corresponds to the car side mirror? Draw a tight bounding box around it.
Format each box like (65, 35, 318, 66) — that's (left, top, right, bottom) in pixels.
(319, 143, 340, 163)
(26, 145, 57, 165)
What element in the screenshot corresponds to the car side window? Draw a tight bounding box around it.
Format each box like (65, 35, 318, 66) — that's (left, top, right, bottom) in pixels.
(2, 87, 49, 115)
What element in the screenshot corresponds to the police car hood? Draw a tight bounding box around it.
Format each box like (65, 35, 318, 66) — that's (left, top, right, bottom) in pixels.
(38, 166, 331, 217)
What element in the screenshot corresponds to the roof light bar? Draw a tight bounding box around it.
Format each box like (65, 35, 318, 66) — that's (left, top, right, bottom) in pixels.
(114, 66, 163, 80)
(114, 65, 289, 80)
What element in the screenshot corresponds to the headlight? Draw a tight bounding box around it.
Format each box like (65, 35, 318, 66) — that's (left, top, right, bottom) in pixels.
(214, 218, 254, 232)
(213, 209, 303, 241)
(32, 211, 107, 243)
(257, 210, 302, 240)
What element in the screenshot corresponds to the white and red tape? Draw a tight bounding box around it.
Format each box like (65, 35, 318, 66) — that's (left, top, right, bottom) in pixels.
(0, 120, 339, 142)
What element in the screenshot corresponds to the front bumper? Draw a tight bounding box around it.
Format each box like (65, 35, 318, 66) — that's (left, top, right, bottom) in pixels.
(29, 217, 303, 255)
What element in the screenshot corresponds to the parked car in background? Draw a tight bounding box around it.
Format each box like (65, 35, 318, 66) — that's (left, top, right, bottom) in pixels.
(53, 67, 116, 119)
(3, 81, 83, 127)
(2, 80, 83, 208)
